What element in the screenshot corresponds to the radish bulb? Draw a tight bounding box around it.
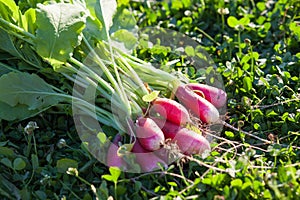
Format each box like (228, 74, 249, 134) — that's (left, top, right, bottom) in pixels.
(132, 140, 168, 172)
(107, 134, 124, 168)
(150, 98, 191, 125)
(135, 117, 165, 151)
(186, 83, 227, 108)
(171, 128, 211, 155)
(176, 85, 219, 123)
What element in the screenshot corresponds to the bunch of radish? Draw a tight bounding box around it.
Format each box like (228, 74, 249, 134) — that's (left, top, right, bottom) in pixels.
(107, 83, 227, 172)
(0, 0, 227, 173)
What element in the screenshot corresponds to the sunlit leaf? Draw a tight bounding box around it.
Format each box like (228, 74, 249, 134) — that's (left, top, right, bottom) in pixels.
(243, 76, 252, 92)
(0, 0, 19, 22)
(227, 16, 239, 28)
(95, 0, 117, 37)
(142, 90, 160, 102)
(0, 72, 64, 118)
(35, 3, 88, 66)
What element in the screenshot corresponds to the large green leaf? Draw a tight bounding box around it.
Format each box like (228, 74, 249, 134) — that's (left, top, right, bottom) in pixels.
(95, 0, 117, 36)
(83, 15, 106, 41)
(0, 0, 19, 23)
(35, 2, 88, 66)
(23, 8, 36, 34)
(111, 29, 137, 51)
(0, 101, 51, 121)
(0, 29, 42, 68)
(0, 72, 65, 120)
(0, 29, 21, 57)
(109, 7, 138, 51)
(110, 7, 137, 34)
(86, 0, 137, 50)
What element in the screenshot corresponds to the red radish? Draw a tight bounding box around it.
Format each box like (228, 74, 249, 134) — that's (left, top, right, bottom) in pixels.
(150, 98, 191, 125)
(151, 118, 182, 139)
(135, 117, 165, 151)
(106, 134, 124, 168)
(175, 85, 219, 123)
(186, 83, 227, 108)
(171, 128, 211, 155)
(132, 140, 168, 172)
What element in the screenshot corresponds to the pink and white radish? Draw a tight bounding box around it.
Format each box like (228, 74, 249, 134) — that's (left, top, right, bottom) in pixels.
(106, 134, 124, 168)
(132, 140, 168, 172)
(135, 117, 165, 151)
(186, 83, 227, 108)
(150, 98, 191, 125)
(175, 85, 219, 123)
(151, 118, 182, 139)
(171, 128, 211, 155)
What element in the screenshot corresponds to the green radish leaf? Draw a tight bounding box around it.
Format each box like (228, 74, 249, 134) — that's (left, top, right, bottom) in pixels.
(0, 29, 22, 57)
(95, 0, 117, 39)
(35, 2, 88, 67)
(109, 6, 138, 52)
(13, 157, 26, 170)
(0, 72, 65, 110)
(0, 29, 42, 68)
(84, 0, 107, 40)
(0, 101, 51, 121)
(110, 7, 137, 33)
(0, 0, 19, 22)
(0, 63, 11, 77)
(15, 42, 43, 69)
(84, 16, 106, 41)
(111, 29, 138, 51)
(142, 91, 160, 102)
(23, 8, 36, 34)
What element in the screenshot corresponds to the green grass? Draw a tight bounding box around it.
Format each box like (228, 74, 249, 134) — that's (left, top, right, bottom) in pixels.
(0, 0, 299, 199)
